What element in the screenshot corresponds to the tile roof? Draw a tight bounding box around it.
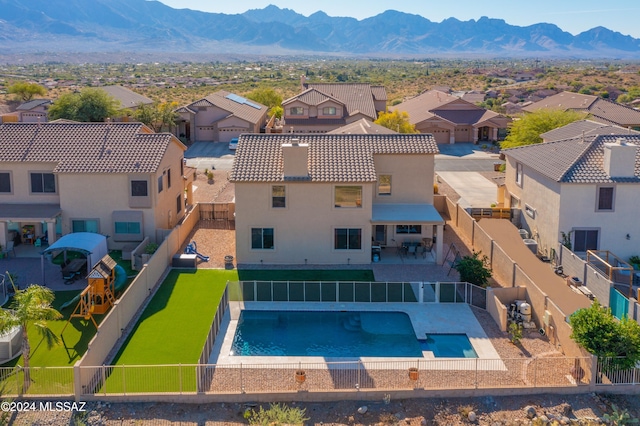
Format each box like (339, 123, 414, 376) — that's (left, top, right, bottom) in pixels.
(230, 133, 438, 183)
(541, 120, 640, 142)
(299, 83, 383, 120)
(286, 88, 343, 107)
(17, 99, 51, 111)
(390, 90, 508, 127)
(98, 86, 153, 109)
(523, 91, 640, 127)
(523, 91, 597, 112)
(503, 135, 640, 183)
(187, 90, 268, 124)
(0, 122, 183, 174)
(327, 118, 397, 135)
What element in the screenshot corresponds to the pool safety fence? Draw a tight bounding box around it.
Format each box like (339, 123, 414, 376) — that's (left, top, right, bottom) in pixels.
(74, 356, 593, 396)
(227, 281, 486, 309)
(0, 365, 74, 397)
(3, 356, 639, 398)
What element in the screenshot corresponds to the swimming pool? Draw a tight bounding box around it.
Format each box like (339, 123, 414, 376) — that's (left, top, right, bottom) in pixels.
(231, 310, 424, 357)
(420, 334, 478, 358)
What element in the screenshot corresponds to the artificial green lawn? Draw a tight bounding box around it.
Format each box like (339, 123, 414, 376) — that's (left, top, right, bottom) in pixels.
(112, 269, 237, 366)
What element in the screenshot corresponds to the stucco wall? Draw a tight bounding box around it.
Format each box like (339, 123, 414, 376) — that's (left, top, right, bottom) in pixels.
(235, 181, 373, 265)
(505, 158, 561, 259)
(0, 161, 59, 204)
(371, 154, 434, 204)
(559, 183, 638, 260)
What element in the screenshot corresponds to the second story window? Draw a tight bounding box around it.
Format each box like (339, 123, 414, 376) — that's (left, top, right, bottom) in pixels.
(30, 172, 56, 193)
(290, 107, 304, 116)
(272, 185, 286, 208)
(378, 175, 391, 196)
(322, 107, 337, 115)
(0, 172, 11, 193)
(158, 175, 163, 193)
(515, 162, 523, 187)
(131, 180, 148, 197)
(335, 186, 362, 208)
(597, 186, 614, 211)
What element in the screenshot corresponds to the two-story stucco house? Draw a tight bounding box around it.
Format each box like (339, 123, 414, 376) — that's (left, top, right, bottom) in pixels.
(390, 90, 510, 144)
(501, 134, 640, 261)
(279, 82, 387, 134)
(230, 134, 445, 266)
(174, 90, 268, 143)
(0, 122, 192, 252)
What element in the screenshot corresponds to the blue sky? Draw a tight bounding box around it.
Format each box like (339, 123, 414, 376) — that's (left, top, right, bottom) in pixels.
(157, 0, 640, 38)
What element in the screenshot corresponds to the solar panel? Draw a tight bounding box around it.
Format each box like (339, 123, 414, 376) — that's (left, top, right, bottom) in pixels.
(225, 93, 262, 109)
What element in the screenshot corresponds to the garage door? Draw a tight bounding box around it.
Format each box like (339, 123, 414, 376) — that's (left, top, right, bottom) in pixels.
(218, 129, 244, 143)
(427, 128, 450, 144)
(196, 126, 215, 141)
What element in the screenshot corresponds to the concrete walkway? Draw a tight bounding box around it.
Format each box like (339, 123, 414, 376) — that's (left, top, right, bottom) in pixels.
(437, 171, 498, 208)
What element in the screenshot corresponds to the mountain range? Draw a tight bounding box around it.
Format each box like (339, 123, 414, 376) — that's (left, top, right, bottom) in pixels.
(1, 0, 639, 58)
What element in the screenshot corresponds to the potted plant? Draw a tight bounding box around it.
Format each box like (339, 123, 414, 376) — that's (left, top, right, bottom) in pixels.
(295, 369, 306, 384)
(628, 255, 640, 270)
(408, 367, 419, 381)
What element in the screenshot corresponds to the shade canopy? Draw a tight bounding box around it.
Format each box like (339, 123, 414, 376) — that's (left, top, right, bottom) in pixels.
(43, 232, 108, 269)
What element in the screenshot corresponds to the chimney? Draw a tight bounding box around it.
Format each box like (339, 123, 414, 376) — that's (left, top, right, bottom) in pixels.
(603, 138, 637, 178)
(282, 138, 309, 178)
(300, 75, 306, 91)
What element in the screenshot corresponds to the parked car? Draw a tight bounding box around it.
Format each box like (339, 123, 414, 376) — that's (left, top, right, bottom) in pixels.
(229, 138, 238, 150)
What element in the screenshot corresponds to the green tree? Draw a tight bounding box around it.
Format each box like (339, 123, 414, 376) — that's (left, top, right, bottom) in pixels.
(48, 88, 121, 122)
(454, 251, 492, 287)
(245, 88, 282, 109)
(569, 301, 640, 369)
(374, 110, 418, 133)
(7, 82, 47, 102)
(0, 285, 62, 388)
(133, 101, 179, 133)
(269, 105, 283, 119)
(501, 109, 586, 149)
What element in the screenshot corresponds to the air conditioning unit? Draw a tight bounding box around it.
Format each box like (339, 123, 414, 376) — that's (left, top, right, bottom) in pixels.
(523, 239, 538, 255)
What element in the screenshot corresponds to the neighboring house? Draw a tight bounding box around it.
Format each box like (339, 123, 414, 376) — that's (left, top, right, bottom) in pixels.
(0, 122, 192, 252)
(500, 134, 640, 261)
(174, 90, 268, 143)
(230, 134, 445, 266)
(327, 118, 397, 135)
(280, 81, 387, 134)
(523, 91, 640, 130)
(390, 90, 510, 144)
(0, 99, 51, 123)
(540, 120, 640, 143)
(98, 85, 154, 111)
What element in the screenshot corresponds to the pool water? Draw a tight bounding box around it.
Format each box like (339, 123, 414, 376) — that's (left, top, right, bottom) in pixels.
(420, 334, 478, 358)
(231, 310, 423, 357)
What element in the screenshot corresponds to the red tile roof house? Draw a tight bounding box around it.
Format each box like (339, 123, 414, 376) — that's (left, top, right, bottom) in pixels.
(174, 90, 268, 143)
(390, 90, 510, 144)
(0, 122, 192, 252)
(523, 91, 640, 131)
(278, 80, 387, 134)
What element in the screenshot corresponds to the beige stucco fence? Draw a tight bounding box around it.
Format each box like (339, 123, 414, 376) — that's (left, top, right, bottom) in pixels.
(74, 204, 201, 395)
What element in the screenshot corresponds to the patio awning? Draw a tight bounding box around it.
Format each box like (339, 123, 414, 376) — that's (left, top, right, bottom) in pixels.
(0, 203, 61, 221)
(371, 204, 445, 224)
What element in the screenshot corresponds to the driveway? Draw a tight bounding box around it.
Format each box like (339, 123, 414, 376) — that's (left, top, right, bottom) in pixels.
(437, 171, 498, 208)
(184, 142, 235, 171)
(435, 143, 502, 172)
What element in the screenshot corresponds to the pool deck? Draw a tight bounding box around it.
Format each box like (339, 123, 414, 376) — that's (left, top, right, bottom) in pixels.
(209, 301, 502, 369)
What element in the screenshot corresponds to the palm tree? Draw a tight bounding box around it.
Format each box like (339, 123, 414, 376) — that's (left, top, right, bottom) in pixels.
(0, 285, 62, 389)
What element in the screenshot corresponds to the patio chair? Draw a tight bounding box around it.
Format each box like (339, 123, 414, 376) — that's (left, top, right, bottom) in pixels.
(392, 239, 405, 258)
(407, 245, 417, 259)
